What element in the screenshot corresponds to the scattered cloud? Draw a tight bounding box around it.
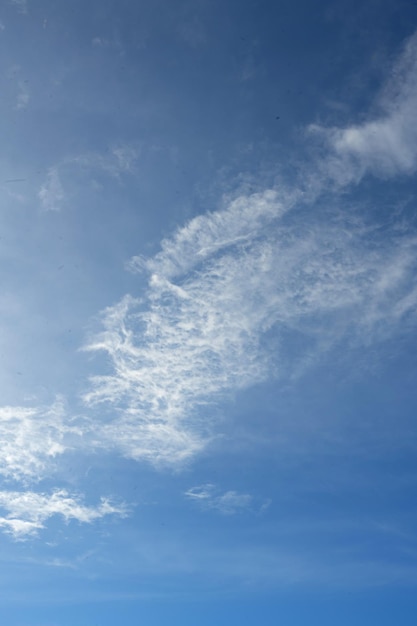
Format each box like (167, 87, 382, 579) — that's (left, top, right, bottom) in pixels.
(310, 30, 417, 183)
(0, 397, 78, 482)
(0, 489, 127, 539)
(38, 167, 65, 212)
(185, 483, 270, 515)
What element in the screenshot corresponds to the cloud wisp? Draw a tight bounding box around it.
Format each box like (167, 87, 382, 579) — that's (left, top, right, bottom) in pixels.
(0, 489, 127, 539)
(310, 30, 417, 183)
(185, 484, 269, 515)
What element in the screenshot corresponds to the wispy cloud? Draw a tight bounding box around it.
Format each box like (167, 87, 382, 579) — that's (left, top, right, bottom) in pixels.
(0, 397, 78, 482)
(24, 29, 417, 479)
(84, 184, 417, 466)
(310, 30, 417, 183)
(184, 484, 269, 515)
(38, 167, 64, 212)
(127, 188, 296, 279)
(0, 489, 127, 539)
(83, 190, 295, 465)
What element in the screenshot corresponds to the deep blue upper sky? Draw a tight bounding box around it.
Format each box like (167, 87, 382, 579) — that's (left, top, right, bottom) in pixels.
(1, 1, 417, 624)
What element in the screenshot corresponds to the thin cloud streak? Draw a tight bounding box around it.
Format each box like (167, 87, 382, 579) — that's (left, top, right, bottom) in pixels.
(0, 489, 127, 539)
(184, 484, 269, 515)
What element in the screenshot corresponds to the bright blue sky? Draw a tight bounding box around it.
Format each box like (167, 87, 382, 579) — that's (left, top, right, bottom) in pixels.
(1, 0, 417, 624)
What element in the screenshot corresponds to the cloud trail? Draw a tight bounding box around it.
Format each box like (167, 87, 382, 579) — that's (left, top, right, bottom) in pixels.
(0, 489, 127, 539)
(185, 484, 269, 515)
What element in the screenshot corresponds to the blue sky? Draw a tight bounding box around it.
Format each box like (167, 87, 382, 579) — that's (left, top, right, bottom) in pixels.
(1, 0, 417, 623)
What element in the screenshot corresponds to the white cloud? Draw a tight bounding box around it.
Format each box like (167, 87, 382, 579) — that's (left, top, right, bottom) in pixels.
(84, 182, 417, 467)
(184, 484, 262, 515)
(0, 489, 127, 539)
(38, 167, 64, 212)
(310, 30, 417, 182)
(0, 397, 78, 482)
